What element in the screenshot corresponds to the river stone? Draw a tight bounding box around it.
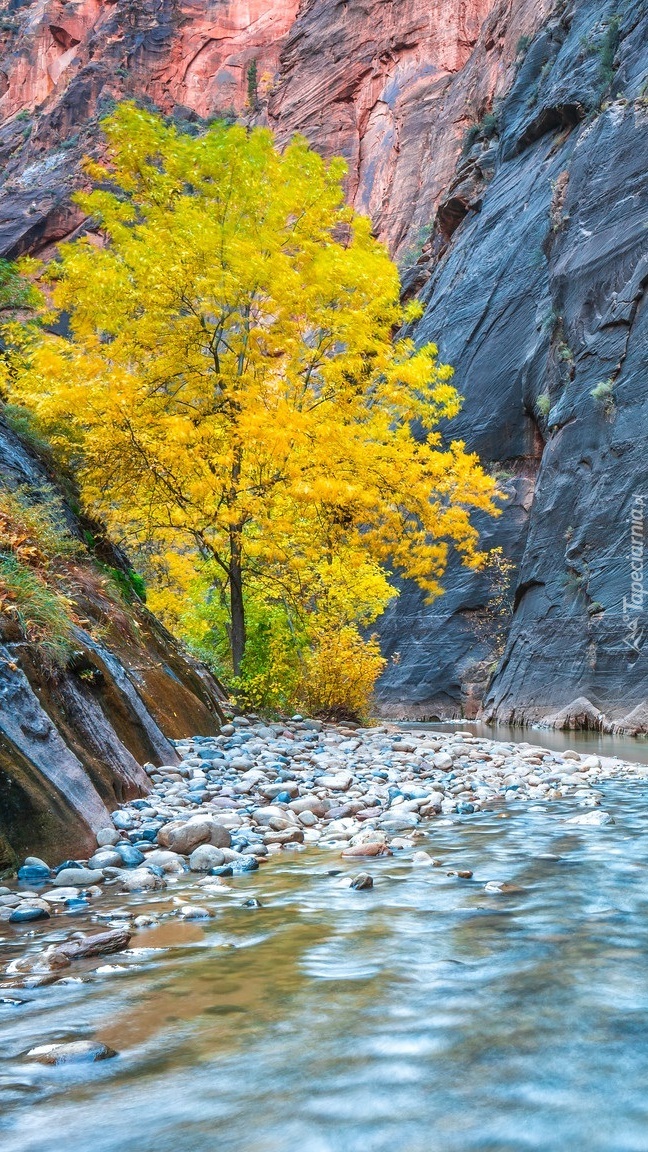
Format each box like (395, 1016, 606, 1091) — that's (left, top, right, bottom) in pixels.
(18, 857, 51, 883)
(115, 844, 145, 867)
(342, 842, 389, 858)
(10, 904, 50, 923)
(54, 927, 131, 962)
(298, 810, 318, 827)
(53, 867, 104, 887)
(289, 796, 328, 816)
(27, 1041, 117, 1065)
(144, 849, 187, 874)
(179, 904, 211, 919)
(565, 810, 615, 826)
(119, 868, 166, 892)
(381, 813, 420, 830)
(251, 806, 286, 826)
(211, 855, 259, 876)
(44, 887, 81, 902)
(189, 845, 226, 871)
(158, 817, 231, 854)
(96, 828, 120, 847)
(89, 850, 123, 870)
(17, 865, 50, 884)
(264, 828, 304, 844)
(112, 811, 136, 831)
(350, 872, 374, 890)
(432, 753, 453, 770)
(261, 781, 300, 799)
(318, 773, 353, 791)
(268, 816, 295, 831)
(412, 851, 435, 866)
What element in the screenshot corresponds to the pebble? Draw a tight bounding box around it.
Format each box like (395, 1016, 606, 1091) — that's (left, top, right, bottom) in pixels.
(189, 845, 225, 871)
(565, 810, 615, 826)
(96, 828, 120, 847)
(4, 715, 646, 987)
(10, 905, 50, 923)
(350, 872, 374, 890)
(26, 1041, 117, 1065)
(119, 868, 166, 892)
(53, 868, 104, 888)
(179, 905, 211, 919)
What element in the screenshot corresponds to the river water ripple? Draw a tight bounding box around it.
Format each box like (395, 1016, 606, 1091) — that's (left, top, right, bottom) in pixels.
(2, 781, 648, 1151)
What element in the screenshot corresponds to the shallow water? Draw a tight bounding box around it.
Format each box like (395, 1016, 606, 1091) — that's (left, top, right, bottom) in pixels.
(403, 720, 648, 765)
(3, 783, 648, 1151)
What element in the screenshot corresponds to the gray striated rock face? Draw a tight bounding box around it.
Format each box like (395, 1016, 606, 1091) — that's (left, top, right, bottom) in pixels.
(376, 0, 648, 727)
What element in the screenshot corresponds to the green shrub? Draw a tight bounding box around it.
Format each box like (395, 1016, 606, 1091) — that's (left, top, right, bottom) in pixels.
(101, 564, 147, 603)
(246, 59, 258, 110)
(599, 16, 621, 85)
(591, 377, 615, 409)
(516, 35, 532, 57)
(536, 392, 551, 417)
(462, 112, 499, 154)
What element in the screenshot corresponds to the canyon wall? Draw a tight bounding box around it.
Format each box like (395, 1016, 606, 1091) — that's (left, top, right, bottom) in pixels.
(0, 0, 646, 731)
(0, 417, 226, 868)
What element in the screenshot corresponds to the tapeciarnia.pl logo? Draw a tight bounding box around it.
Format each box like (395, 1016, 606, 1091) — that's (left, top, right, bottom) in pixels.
(623, 493, 645, 662)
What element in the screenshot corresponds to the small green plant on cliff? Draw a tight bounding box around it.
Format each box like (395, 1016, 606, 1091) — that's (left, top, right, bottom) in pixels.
(100, 563, 147, 604)
(246, 59, 259, 110)
(558, 341, 574, 365)
(516, 35, 532, 58)
(598, 16, 621, 86)
(536, 391, 551, 417)
(0, 259, 41, 316)
(591, 377, 615, 412)
(462, 112, 499, 154)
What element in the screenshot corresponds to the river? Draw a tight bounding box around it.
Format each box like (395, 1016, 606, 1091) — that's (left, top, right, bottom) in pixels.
(2, 776, 648, 1151)
(401, 720, 648, 765)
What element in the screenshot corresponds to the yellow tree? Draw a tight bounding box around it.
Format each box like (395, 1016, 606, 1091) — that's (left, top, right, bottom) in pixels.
(2, 104, 498, 674)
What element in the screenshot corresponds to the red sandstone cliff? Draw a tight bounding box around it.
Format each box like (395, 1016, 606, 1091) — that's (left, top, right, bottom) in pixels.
(0, 0, 549, 259)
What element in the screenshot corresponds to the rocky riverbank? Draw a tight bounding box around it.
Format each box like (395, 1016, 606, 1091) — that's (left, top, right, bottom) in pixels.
(3, 715, 647, 993)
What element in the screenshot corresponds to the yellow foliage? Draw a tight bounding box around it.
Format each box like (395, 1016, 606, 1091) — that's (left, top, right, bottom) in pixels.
(297, 626, 387, 722)
(2, 103, 500, 679)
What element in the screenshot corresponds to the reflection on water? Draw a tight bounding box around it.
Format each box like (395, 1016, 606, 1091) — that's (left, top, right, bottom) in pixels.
(402, 719, 648, 765)
(3, 783, 648, 1151)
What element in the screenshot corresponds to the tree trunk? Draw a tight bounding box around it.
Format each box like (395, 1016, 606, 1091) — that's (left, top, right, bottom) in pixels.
(229, 532, 246, 676)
